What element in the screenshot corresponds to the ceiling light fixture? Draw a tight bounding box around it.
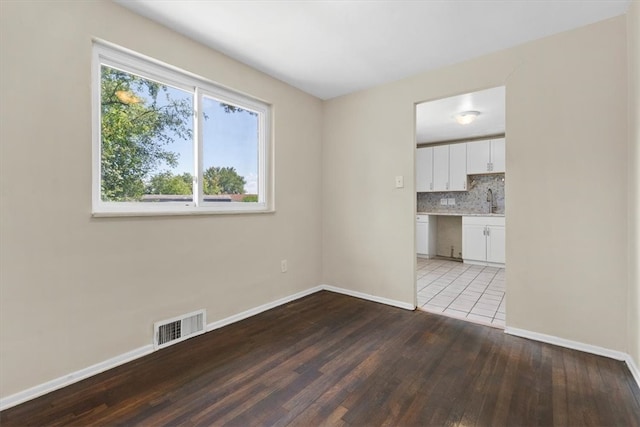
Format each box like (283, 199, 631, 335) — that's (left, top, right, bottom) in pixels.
(455, 110, 480, 125)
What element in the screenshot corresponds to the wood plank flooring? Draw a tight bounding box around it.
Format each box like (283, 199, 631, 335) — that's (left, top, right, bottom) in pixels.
(2, 291, 639, 426)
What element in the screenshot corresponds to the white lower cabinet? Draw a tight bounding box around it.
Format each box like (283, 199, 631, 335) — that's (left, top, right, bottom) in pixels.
(462, 216, 505, 266)
(486, 225, 506, 264)
(462, 222, 487, 262)
(416, 215, 438, 258)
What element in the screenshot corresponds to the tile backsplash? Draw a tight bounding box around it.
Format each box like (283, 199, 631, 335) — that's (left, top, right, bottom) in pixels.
(417, 174, 505, 214)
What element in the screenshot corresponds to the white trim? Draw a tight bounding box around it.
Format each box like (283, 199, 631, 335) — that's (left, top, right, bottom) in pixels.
(92, 208, 275, 218)
(505, 327, 640, 389)
(463, 259, 505, 268)
(91, 44, 101, 213)
(205, 285, 415, 333)
(624, 354, 640, 389)
(0, 345, 154, 411)
(0, 287, 322, 411)
(206, 286, 324, 332)
(505, 327, 627, 361)
(91, 40, 273, 216)
(321, 284, 416, 311)
(5, 288, 636, 412)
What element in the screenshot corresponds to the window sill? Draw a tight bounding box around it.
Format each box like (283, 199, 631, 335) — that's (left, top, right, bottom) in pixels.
(92, 208, 275, 218)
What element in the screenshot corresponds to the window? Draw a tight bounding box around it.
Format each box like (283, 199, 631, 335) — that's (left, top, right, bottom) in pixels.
(92, 41, 271, 215)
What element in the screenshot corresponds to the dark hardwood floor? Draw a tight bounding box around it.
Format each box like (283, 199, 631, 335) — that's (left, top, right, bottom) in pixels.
(2, 291, 639, 426)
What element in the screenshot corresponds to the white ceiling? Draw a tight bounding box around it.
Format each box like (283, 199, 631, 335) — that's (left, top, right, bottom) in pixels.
(115, 0, 630, 100)
(416, 86, 505, 144)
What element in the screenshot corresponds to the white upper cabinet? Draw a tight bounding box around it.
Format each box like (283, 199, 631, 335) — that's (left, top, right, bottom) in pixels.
(421, 143, 467, 192)
(432, 145, 450, 191)
(416, 147, 434, 192)
(448, 143, 467, 191)
(466, 138, 505, 174)
(490, 138, 505, 173)
(466, 140, 491, 174)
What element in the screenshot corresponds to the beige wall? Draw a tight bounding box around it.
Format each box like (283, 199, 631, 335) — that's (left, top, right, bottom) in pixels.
(323, 16, 630, 351)
(628, 0, 640, 368)
(1, 0, 637, 403)
(0, 1, 323, 398)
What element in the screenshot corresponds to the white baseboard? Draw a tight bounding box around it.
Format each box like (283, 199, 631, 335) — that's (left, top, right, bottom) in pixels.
(321, 284, 415, 311)
(463, 259, 505, 268)
(204, 285, 414, 337)
(625, 354, 640, 389)
(0, 344, 154, 411)
(4, 287, 635, 412)
(0, 286, 323, 412)
(505, 327, 627, 360)
(505, 327, 640, 389)
(0, 284, 411, 411)
(206, 286, 324, 332)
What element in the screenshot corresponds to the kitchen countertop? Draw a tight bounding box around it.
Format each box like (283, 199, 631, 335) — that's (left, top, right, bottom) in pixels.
(417, 211, 505, 217)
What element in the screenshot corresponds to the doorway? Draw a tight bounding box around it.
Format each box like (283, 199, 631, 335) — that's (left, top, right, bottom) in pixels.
(415, 86, 506, 328)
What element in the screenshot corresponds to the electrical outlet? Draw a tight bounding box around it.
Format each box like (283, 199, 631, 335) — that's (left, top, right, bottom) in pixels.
(448, 198, 456, 206)
(395, 175, 404, 188)
(281, 259, 288, 273)
(440, 198, 447, 205)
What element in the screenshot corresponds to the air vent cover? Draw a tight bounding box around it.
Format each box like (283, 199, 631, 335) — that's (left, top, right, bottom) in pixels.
(154, 309, 206, 349)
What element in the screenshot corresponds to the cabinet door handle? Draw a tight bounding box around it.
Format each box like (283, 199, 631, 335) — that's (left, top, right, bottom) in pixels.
(486, 227, 490, 236)
(430, 182, 433, 190)
(446, 182, 449, 190)
(483, 227, 486, 236)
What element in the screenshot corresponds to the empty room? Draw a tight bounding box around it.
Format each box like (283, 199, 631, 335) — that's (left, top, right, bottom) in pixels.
(1, 0, 639, 425)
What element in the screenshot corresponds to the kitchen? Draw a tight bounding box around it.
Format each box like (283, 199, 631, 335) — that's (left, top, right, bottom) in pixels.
(416, 86, 506, 328)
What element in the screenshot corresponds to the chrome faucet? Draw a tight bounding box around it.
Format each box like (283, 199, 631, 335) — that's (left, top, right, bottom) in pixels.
(487, 188, 497, 214)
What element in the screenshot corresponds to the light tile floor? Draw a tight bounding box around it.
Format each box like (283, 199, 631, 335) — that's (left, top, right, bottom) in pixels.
(417, 258, 506, 328)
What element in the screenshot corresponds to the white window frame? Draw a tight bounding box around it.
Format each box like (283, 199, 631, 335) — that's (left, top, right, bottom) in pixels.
(92, 40, 272, 216)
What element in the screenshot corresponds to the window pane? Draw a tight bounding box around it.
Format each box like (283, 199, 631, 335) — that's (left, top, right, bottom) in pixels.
(202, 97, 259, 203)
(100, 65, 194, 202)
